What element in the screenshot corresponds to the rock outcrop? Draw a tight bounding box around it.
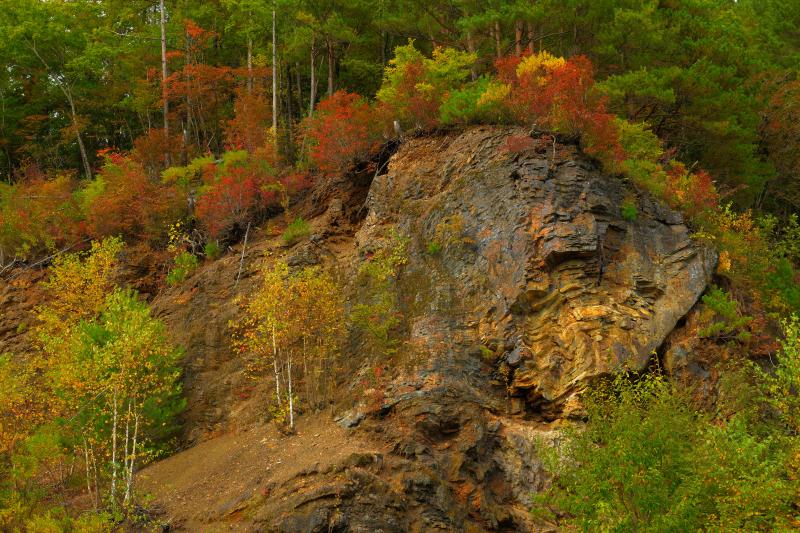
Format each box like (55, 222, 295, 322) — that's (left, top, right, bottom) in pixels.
(136, 126, 715, 531)
(362, 126, 715, 414)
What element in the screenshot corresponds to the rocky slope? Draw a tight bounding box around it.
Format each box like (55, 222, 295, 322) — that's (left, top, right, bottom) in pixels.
(133, 126, 716, 532)
(0, 126, 715, 531)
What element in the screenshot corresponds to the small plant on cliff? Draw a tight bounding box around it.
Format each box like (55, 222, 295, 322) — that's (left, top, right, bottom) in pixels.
(698, 286, 753, 343)
(350, 231, 409, 361)
(204, 241, 222, 260)
(281, 217, 310, 247)
(166, 251, 199, 285)
(620, 198, 638, 222)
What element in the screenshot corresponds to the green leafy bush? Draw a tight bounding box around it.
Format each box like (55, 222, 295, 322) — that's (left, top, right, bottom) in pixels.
(204, 241, 222, 260)
(620, 199, 638, 221)
(698, 286, 753, 342)
(426, 241, 442, 255)
(166, 251, 199, 285)
(350, 231, 409, 360)
(281, 217, 310, 247)
(534, 371, 796, 531)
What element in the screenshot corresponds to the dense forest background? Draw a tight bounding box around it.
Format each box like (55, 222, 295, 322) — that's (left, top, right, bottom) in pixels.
(1, 0, 800, 214)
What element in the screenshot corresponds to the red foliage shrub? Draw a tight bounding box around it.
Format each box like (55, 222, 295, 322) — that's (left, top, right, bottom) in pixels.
(225, 88, 272, 152)
(664, 163, 720, 218)
(195, 164, 277, 238)
(497, 53, 624, 165)
(390, 59, 441, 130)
(0, 173, 83, 261)
(280, 172, 312, 196)
(304, 91, 383, 176)
(132, 128, 183, 178)
(84, 155, 186, 244)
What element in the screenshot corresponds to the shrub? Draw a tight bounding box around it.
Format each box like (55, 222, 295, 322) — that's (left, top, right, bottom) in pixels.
(620, 199, 638, 221)
(496, 51, 624, 166)
(281, 217, 310, 247)
(204, 241, 222, 260)
(759, 314, 800, 431)
(81, 154, 186, 244)
(350, 231, 408, 360)
(439, 77, 510, 125)
(664, 162, 719, 220)
(194, 153, 278, 239)
(132, 128, 183, 178)
(303, 91, 384, 176)
(166, 251, 199, 285)
(225, 88, 272, 152)
(0, 173, 83, 263)
(698, 286, 753, 342)
(426, 241, 442, 255)
(377, 42, 476, 131)
(534, 371, 797, 530)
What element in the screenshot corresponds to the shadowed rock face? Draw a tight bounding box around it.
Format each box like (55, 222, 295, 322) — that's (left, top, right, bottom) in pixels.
(362, 126, 716, 415)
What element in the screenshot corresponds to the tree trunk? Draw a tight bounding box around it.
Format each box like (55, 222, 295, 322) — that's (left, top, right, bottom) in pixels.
(466, 32, 477, 81)
(110, 388, 118, 507)
(326, 38, 334, 96)
(515, 21, 523, 56)
(494, 21, 502, 58)
(83, 436, 95, 509)
(160, 0, 170, 166)
(63, 90, 92, 180)
(272, 325, 282, 407)
(124, 410, 139, 506)
(247, 36, 254, 95)
(272, 6, 278, 147)
(296, 63, 303, 118)
(309, 37, 317, 117)
(287, 351, 294, 431)
(527, 23, 535, 53)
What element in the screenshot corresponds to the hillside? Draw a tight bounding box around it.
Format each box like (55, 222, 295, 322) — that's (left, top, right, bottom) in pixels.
(107, 126, 712, 531)
(3, 1, 800, 530)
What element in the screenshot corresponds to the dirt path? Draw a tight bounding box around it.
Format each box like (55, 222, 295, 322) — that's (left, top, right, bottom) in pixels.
(137, 416, 375, 531)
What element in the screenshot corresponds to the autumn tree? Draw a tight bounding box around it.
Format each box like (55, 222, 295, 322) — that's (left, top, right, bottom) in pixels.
(80, 154, 186, 244)
(49, 288, 184, 510)
(0, 172, 83, 265)
(377, 42, 476, 131)
(303, 90, 384, 176)
(234, 261, 344, 430)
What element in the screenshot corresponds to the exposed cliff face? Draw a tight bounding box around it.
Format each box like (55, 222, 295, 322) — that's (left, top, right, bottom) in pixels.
(360, 127, 716, 417)
(133, 127, 714, 531)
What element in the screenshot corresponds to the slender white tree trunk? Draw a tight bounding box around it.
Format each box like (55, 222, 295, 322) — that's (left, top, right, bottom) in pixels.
(160, 0, 171, 167)
(309, 37, 317, 117)
(287, 351, 294, 431)
(110, 388, 118, 506)
(326, 38, 334, 96)
(124, 410, 140, 506)
(247, 36, 253, 95)
(272, 325, 282, 406)
(83, 436, 95, 509)
(272, 5, 278, 147)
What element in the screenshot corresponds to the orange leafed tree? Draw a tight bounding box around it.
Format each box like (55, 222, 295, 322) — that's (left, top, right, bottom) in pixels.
(303, 91, 384, 176)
